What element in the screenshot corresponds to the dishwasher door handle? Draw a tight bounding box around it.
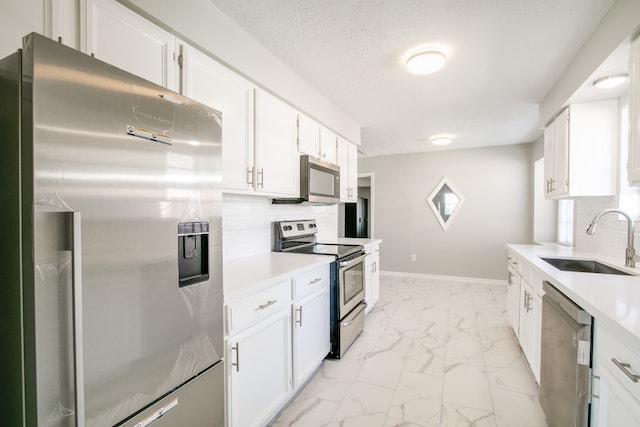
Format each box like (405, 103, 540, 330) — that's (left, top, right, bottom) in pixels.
(612, 358, 640, 382)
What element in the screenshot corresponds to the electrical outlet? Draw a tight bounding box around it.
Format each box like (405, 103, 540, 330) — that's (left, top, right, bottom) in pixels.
(411, 254, 416, 262)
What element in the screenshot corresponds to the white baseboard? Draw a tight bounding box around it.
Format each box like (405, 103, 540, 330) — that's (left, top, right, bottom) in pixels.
(380, 270, 507, 286)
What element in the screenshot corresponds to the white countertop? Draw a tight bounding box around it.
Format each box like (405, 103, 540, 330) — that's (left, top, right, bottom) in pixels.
(223, 252, 333, 303)
(507, 243, 640, 351)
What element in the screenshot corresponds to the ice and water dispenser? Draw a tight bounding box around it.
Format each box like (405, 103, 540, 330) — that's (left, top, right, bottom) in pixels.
(178, 221, 210, 287)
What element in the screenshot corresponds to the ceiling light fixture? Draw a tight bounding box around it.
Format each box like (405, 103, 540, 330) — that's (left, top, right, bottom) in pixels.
(593, 74, 629, 89)
(406, 49, 446, 75)
(430, 135, 453, 146)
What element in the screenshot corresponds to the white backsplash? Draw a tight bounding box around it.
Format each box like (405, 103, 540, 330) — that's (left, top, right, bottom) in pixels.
(223, 193, 339, 260)
(574, 197, 639, 263)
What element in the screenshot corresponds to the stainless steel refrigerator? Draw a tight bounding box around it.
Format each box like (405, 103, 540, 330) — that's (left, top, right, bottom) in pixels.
(0, 33, 224, 427)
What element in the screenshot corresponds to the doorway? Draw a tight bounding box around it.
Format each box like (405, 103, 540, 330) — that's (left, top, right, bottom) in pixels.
(341, 174, 374, 238)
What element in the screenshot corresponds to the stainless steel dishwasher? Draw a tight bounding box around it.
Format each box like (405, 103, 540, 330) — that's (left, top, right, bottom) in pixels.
(540, 281, 593, 427)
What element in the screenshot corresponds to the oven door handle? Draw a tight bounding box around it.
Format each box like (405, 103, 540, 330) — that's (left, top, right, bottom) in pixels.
(339, 254, 366, 268)
(341, 302, 368, 327)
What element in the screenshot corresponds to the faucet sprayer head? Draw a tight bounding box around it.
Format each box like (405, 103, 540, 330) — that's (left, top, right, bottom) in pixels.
(586, 222, 597, 235)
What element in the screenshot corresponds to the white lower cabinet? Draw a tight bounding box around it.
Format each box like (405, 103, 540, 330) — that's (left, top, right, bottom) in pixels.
(506, 263, 521, 337)
(226, 308, 291, 427)
(292, 287, 330, 389)
(506, 252, 542, 384)
(225, 264, 331, 426)
(518, 278, 542, 383)
(364, 244, 380, 315)
(592, 325, 640, 426)
(593, 367, 640, 427)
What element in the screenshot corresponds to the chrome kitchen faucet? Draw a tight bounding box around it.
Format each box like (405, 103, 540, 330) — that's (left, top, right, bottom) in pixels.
(586, 208, 639, 268)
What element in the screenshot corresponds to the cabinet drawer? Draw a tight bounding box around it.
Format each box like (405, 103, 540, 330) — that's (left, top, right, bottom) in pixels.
(226, 280, 291, 334)
(596, 326, 640, 402)
(293, 266, 330, 299)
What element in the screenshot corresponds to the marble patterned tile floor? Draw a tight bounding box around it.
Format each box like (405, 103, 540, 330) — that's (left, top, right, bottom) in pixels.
(271, 275, 548, 427)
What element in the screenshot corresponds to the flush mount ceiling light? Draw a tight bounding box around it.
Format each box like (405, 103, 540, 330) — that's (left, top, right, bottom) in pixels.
(430, 135, 453, 146)
(406, 49, 446, 75)
(593, 74, 629, 89)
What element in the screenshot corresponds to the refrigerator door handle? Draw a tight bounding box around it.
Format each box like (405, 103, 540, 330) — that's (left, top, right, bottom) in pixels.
(70, 212, 86, 427)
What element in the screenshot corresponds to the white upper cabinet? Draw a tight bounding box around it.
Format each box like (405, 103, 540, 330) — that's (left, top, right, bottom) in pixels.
(254, 89, 299, 197)
(179, 43, 256, 192)
(297, 113, 321, 157)
(628, 36, 640, 186)
(319, 126, 338, 164)
(338, 137, 358, 202)
(82, 0, 177, 90)
(297, 114, 338, 164)
(544, 100, 617, 199)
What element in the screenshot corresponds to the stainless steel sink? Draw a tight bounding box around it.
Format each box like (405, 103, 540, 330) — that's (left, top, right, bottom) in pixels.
(540, 257, 632, 276)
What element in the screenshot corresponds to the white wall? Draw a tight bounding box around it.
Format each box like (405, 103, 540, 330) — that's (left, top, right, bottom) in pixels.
(0, 0, 45, 57)
(359, 144, 533, 280)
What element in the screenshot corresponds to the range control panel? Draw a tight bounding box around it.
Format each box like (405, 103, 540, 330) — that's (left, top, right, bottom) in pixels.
(275, 219, 317, 240)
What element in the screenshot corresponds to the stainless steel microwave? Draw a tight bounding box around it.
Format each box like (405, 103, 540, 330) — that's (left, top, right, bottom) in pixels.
(272, 155, 340, 205)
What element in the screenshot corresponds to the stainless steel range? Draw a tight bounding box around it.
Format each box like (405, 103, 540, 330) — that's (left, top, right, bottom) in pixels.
(274, 220, 366, 358)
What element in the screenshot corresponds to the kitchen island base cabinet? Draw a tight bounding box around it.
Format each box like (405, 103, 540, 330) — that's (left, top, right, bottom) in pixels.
(226, 309, 292, 427)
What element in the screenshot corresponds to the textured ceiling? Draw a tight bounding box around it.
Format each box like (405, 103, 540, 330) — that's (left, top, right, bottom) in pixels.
(209, 0, 617, 156)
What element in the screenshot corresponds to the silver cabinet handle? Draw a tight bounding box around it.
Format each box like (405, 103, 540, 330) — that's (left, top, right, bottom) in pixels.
(257, 168, 264, 188)
(523, 290, 528, 309)
(526, 293, 533, 313)
(296, 306, 303, 327)
(308, 278, 322, 285)
(70, 212, 86, 427)
(256, 299, 277, 311)
(612, 358, 640, 382)
(247, 166, 254, 185)
(232, 343, 240, 372)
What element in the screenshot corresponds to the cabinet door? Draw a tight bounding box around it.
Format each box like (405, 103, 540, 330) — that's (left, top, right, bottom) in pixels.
(506, 268, 520, 337)
(338, 137, 358, 202)
(543, 124, 554, 197)
(319, 126, 338, 164)
(292, 288, 330, 389)
(180, 44, 255, 192)
(518, 282, 532, 359)
(227, 309, 291, 427)
(552, 108, 570, 196)
(364, 248, 380, 314)
(629, 36, 640, 185)
(297, 113, 321, 158)
(254, 89, 299, 196)
(83, 0, 177, 90)
(529, 291, 542, 384)
(593, 367, 640, 427)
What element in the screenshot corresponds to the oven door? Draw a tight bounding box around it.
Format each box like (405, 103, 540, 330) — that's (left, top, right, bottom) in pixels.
(338, 253, 366, 318)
